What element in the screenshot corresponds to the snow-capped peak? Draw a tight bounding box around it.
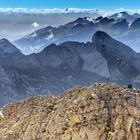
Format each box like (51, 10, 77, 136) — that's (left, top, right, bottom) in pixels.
(86, 17, 94, 22)
(46, 32, 54, 40)
(117, 13, 123, 18)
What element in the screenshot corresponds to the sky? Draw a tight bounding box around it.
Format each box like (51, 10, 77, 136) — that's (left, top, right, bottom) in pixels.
(0, 0, 140, 9)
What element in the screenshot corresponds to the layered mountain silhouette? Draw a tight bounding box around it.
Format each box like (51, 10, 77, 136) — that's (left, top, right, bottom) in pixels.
(14, 13, 140, 54)
(1, 31, 140, 106)
(108, 11, 136, 22)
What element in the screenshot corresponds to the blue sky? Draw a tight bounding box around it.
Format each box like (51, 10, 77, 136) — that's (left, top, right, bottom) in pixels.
(0, 0, 140, 9)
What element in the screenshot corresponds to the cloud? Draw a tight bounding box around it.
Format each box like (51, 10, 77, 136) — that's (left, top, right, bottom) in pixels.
(115, 8, 140, 14)
(0, 7, 139, 16)
(31, 22, 39, 28)
(0, 8, 102, 15)
(115, 7, 125, 12)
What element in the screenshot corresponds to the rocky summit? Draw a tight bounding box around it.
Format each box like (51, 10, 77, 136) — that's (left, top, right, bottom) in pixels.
(0, 83, 140, 140)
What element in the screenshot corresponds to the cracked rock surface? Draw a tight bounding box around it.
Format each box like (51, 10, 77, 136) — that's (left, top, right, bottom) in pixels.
(0, 83, 140, 140)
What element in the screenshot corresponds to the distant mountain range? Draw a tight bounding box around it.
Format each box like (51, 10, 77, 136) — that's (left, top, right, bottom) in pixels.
(0, 10, 139, 40)
(108, 11, 140, 22)
(0, 8, 101, 40)
(1, 31, 140, 106)
(14, 12, 140, 54)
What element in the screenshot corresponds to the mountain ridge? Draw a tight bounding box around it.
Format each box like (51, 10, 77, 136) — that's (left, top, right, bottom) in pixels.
(14, 14, 140, 54)
(1, 31, 140, 106)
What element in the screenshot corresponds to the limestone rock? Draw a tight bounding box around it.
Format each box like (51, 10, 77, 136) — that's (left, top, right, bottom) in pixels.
(0, 83, 140, 140)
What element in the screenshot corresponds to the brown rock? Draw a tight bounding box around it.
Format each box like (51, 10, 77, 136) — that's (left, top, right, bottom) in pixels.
(0, 83, 140, 140)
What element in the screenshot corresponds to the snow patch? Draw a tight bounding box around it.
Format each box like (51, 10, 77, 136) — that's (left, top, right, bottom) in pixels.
(31, 33, 37, 37)
(117, 13, 123, 18)
(46, 32, 54, 40)
(128, 23, 131, 28)
(29, 33, 37, 38)
(86, 17, 94, 22)
(74, 23, 78, 26)
(24, 32, 37, 39)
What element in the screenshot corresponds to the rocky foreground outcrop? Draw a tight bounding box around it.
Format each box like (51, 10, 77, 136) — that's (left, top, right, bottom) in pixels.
(0, 83, 140, 140)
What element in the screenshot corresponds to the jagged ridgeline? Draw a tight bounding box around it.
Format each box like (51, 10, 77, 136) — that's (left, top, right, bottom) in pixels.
(0, 31, 140, 106)
(0, 83, 140, 139)
(14, 14, 140, 54)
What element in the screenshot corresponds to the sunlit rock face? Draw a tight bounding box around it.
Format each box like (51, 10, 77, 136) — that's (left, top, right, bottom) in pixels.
(0, 83, 140, 140)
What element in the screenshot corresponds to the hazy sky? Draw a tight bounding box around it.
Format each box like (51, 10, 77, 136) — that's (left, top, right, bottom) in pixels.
(0, 0, 140, 9)
(0, 0, 140, 41)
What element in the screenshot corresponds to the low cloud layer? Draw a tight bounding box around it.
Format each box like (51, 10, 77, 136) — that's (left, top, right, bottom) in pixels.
(0, 8, 99, 14)
(0, 8, 139, 15)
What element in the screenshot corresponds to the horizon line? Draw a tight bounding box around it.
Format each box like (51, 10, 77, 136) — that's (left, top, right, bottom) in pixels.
(0, 7, 139, 14)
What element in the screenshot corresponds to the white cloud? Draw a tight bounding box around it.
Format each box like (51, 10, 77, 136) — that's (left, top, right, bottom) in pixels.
(31, 22, 39, 28)
(115, 7, 125, 12)
(0, 8, 139, 16)
(0, 8, 101, 14)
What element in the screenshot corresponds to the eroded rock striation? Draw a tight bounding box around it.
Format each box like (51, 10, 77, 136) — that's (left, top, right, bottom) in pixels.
(0, 83, 140, 140)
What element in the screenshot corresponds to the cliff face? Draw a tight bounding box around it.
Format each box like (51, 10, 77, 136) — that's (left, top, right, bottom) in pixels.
(0, 83, 140, 140)
(1, 31, 140, 106)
